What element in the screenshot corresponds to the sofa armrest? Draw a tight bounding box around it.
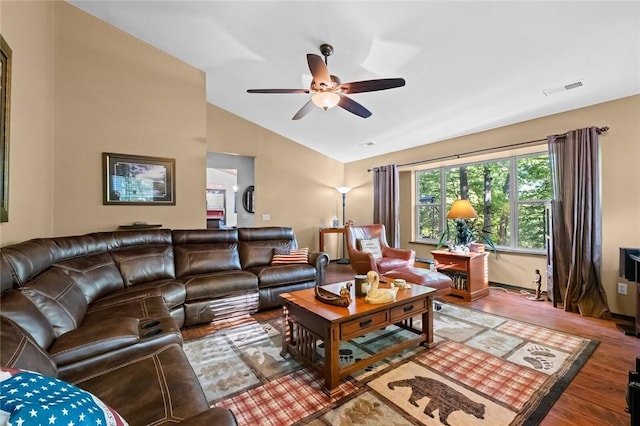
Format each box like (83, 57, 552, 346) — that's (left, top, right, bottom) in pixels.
(177, 407, 238, 425)
(382, 246, 416, 263)
(349, 250, 378, 275)
(50, 317, 141, 366)
(308, 251, 330, 284)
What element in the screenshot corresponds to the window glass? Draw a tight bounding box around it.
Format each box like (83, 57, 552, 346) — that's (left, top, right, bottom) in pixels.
(517, 203, 546, 249)
(416, 170, 442, 240)
(445, 160, 511, 245)
(517, 154, 551, 201)
(415, 152, 550, 252)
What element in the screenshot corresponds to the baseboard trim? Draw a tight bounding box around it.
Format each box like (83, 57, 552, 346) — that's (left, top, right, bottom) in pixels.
(489, 281, 542, 294)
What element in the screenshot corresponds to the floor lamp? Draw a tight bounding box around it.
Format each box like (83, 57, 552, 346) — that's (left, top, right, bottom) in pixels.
(335, 186, 352, 264)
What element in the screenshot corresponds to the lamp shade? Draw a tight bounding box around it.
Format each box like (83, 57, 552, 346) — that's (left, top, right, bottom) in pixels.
(335, 186, 352, 194)
(446, 199, 478, 219)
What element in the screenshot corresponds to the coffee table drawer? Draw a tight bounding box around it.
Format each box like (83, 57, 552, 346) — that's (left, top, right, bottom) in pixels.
(390, 299, 426, 322)
(341, 311, 388, 340)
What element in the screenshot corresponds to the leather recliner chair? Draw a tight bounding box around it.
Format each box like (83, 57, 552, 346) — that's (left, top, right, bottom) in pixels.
(345, 224, 416, 275)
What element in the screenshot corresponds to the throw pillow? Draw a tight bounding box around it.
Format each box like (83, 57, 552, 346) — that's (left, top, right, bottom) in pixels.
(272, 248, 309, 264)
(272, 246, 291, 256)
(359, 238, 383, 259)
(0, 367, 129, 426)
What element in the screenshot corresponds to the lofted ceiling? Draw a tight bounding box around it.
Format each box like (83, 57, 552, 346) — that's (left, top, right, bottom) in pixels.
(68, 1, 640, 163)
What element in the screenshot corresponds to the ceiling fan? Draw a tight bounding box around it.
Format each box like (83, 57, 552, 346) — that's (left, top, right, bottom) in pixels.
(247, 44, 406, 120)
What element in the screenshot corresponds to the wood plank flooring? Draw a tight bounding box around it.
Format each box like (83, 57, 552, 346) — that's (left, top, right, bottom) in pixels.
(183, 262, 639, 425)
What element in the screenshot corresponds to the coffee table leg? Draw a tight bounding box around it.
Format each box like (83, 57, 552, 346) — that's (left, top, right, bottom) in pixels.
(422, 295, 435, 348)
(323, 325, 341, 395)
(281, 305, 290, 358)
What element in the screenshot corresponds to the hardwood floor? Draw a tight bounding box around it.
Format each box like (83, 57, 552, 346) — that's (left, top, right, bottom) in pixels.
(183, 262, 639, 425)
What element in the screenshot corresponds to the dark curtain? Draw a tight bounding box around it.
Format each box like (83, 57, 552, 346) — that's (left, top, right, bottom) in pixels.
(372, 164, 399, 247)
(548, 127, 610, 318)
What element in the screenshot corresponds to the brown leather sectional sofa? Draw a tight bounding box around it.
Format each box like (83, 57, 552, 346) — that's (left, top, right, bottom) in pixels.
(0, 226, 329, 425)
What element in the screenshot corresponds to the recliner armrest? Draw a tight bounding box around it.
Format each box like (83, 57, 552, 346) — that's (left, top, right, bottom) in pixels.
(308, 251, 330, 285)
(348, 250, 378, 275)
(382, 246, 416, 263)
(308, 251, 329, 269)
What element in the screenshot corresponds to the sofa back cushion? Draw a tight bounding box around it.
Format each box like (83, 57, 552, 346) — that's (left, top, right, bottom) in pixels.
(54, 252, 125, 304)
(20, 268, 88, 337)
(110, 245, 175, 286)
(0, 316, 57, 377)
(174, 244, 241, 277)
(238, 227, 297, 269)
(0, 289, 56, 350)
(0, 238, 58, 290)
(172, 229, 241, 277)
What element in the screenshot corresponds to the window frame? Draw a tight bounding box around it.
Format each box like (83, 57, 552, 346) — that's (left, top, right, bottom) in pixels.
(414, 151, 550, 254)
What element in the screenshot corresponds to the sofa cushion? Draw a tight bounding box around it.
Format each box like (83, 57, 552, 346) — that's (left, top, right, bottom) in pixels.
(20, 268, 89, 337)
(91, 279, 186, 310)
(0, 368, 129, 426)
(54, 252, 125, 304)
(0, 238, 58, 288)
(0, 290, 56, 350)
(183, 270, 258, 301)
(174, 243, 241, 277)
(48, 316, 142, 366)
(85, 294, 172, 323)
(247, 264, 317, 289)
(110, 245, 175, 286)
(0, 316, 57, 377)
(72, 343, 210, 425)
(376, 256, 411, 273)
(239, 243, 280, 268)
(238, 227, 297, 268)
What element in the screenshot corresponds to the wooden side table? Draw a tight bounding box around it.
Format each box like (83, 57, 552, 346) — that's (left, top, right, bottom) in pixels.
(431, 249, 489, 301)
(319, 227, 345, 253)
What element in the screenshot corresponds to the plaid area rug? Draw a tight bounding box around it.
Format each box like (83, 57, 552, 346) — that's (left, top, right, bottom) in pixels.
(183, 303, 598, 426)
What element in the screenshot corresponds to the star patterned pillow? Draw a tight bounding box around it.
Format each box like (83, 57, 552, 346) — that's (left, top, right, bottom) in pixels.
(0, 367, 128, 426)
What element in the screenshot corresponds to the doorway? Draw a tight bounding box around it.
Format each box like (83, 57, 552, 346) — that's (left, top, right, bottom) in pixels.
(206, 152, 255, 227)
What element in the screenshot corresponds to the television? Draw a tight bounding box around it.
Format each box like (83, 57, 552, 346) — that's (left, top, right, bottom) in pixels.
(620, 248, 640, 284)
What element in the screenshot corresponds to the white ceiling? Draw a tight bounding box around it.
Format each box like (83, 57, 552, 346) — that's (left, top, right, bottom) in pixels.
(68, 1, 640, 163)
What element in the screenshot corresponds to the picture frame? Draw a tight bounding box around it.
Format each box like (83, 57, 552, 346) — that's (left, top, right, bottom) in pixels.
(103, 152, 175, 205)
(1, 35, 12, 222)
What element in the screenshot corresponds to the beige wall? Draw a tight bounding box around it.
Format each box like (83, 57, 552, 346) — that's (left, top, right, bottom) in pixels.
(52, 2, 207, 237)
(0, 1, 55, 245)
(0, 1, 207, 246)
(207, 104, 345, 253)
(345, 95, 640, 316)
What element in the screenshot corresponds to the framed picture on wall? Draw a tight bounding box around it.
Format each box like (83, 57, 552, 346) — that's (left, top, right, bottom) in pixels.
(1, 35, 12, 222)
(103, 152, 175, 205)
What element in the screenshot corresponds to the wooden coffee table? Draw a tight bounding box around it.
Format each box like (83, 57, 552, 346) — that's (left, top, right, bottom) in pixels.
(280, 281, 435, 396)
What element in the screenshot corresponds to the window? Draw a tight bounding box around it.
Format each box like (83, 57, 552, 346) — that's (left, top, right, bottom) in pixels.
(415, 152, 551, 252)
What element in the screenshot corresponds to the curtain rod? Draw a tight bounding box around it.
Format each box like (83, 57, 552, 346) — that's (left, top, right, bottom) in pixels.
(367, 126, 609, 172)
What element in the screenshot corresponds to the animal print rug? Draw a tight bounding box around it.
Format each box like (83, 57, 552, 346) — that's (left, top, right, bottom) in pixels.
(183, 303, 598, 425)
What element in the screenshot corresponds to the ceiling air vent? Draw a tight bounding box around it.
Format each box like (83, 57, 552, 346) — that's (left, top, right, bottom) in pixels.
(543, 80, 584, 96)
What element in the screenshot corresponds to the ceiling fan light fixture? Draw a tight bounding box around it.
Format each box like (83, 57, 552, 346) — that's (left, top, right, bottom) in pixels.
(312, 92, 340, 110)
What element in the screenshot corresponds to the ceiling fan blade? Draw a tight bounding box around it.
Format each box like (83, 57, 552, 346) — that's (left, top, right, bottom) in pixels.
(292, 99, 315, 120)
(307, 54, 332, 87)
(340, 78, 406, 94)
(338, 95, 372, 118)
(247, 89, 309, 94)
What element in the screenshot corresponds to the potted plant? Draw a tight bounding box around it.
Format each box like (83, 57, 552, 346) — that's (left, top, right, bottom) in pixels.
(437, 218, 498, 255)
(436, 199, 498, 256)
